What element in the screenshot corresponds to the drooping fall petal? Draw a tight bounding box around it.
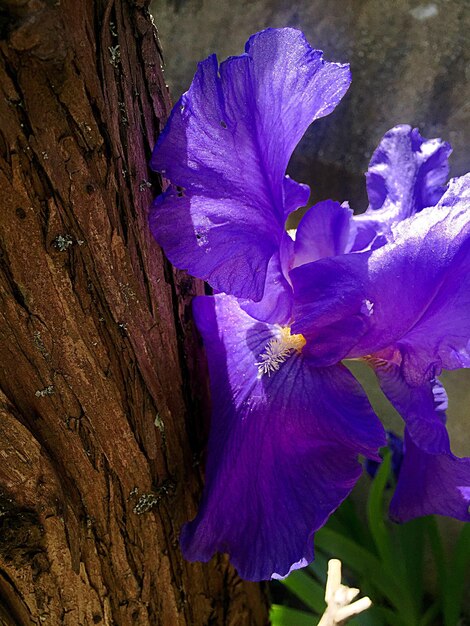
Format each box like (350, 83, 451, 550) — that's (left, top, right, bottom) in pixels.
(181, 295, 385, 580)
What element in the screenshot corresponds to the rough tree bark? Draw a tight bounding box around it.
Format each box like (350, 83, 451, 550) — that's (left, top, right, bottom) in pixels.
(0, 1, 269, 624)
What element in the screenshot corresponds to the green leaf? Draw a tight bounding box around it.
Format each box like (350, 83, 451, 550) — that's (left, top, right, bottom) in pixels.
(348, 605, 386, 626)
(396, 517, 426, 614)
(443, 523, 470, 626)
(337, 498, 373, 549)
(366, 453, 418, 623)
(308, 550, 328, 585)
(372, 605, 409, 626)
(426, 516, 447, 589)
(418, 600, 441, 626)
(366, 452, 394, 567)
(281, 569, 325, 614)
(270, 604, 319, 626)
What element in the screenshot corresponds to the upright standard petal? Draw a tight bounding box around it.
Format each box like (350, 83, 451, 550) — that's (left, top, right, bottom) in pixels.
(351, 125, 452, 249)
(292, 175, 470, 380)
(181, 295, 385, 581)
(293, 200, 353, 267)
(283, 176, 311, 220)
(239, 250, 293, 325)
(366, 125, 451, 216)
(150, 28, 350, 300)
(291, 199, 383, 270)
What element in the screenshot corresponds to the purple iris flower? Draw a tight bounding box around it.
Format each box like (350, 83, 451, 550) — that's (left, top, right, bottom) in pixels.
(291, 176, 470, 526)
(150, 28, 470, 581)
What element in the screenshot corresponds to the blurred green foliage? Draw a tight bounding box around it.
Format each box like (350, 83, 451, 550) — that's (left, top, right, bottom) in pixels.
(270, 453, 470, 626)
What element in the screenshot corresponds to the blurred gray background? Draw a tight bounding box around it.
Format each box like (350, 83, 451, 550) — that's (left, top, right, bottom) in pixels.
(150, 0, 469, 455)
(151, 0, 469, 211)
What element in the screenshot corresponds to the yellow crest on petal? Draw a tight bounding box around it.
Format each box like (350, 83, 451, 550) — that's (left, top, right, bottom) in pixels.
(256, 327, 306, 377)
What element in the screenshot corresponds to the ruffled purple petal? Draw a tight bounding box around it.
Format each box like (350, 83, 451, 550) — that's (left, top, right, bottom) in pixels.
(366, 351, 449, 453)
(150, 28, 350, 300)
(239, 251, 293, 325)
(271, 557, 311, 581)
(390, 430, 470, 523)
(365, 354, 470, 522)
(293, 200, 353, 267)
(283, 175, 311, 219)
(367, 125, 451, 215)
(279, 230, 296, 282)
(150, 190, 279, 299)
(347, 220, 388, 253)
(291, 253, 370, 364)
(438, 172, 470, 207)
(367, 177, 470, 381)
(350, 125, 452, 249)
(181, 295, 385, 581)
(292, 175, 470, 379)
(240, 28, 351, 202)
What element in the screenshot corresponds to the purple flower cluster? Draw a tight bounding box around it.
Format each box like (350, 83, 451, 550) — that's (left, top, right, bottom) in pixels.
(150, 28, 470, 581)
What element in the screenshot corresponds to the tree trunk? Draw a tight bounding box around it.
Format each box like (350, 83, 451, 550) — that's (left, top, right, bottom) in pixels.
(0, 1, 268, 624)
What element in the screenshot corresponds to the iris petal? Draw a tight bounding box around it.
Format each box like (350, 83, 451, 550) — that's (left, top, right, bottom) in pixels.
(150, 28, 350, 300)
(292, 175, 470, 380)
(351, 125, 452, 249)
(367, 352, 449, 454)
(181, 295, 385, 581)
(293, 200, 353, 267)
(366, 125, 451, 215)
(150, 190, 277, 300)
(283, 175, 310, 220)
(291, 253, 369, 364)
(366, 351, 469, 522)
(391, 430, 470, 523)
(239, 251, 293, 325)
